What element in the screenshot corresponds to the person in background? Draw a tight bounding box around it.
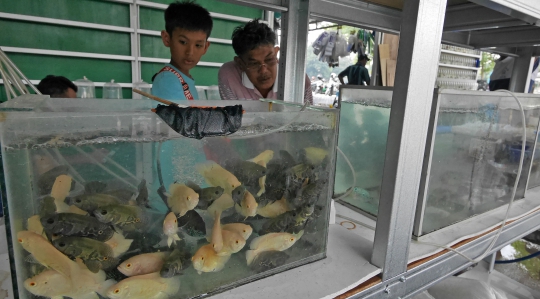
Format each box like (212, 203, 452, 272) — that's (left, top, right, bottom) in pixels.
(151, 1, 212, 101)
(489, 55, 514, 91)
(37, 75, 77, 98)
(338, 53, 370, 86)
(218, 19, 313, 104)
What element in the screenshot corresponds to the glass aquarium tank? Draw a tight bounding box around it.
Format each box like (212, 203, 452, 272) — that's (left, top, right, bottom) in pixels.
(334, 86, 392, 217)
(0, 97, 337, 298)
(417, 90, 540, 236)
(333, 87, 540, 237)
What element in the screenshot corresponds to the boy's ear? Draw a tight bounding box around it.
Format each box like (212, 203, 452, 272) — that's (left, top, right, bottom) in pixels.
(203, 41, 210, 54)
(161, 30, 171, 47)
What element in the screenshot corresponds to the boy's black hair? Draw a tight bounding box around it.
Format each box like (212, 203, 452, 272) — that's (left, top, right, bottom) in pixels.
(37, 75, 78, 98)
(232, 19, 276, 57)
(165, 1, 213, 38)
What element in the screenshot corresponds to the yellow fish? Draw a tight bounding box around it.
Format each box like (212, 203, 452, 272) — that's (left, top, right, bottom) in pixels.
(117, 252, 168, 277)
(246, 231, 304, 265)
(50, 174, 72, 213)
(24, 269, 72, 298)
(257, 197, 290, 218)
(249, 150, 274, 165)
(222, 223, 253, 241)
(167, 183, 199, 217)
(301, 147, 328, 166)
(192, 244, 231, 275)
(105, 232, 133, 258)
(234, 190, 258, 219)
(211, 211, 223, 253)
(163, 212, 181, 247)
(249, 150, 274, 197)
(216, 230, 246, 256)
(196, 161, 241, 194)
(207, 193, 234, 217)
(24, 260, 114, 299)
(17, 230, 78, 277)
(107, 272, 180, 299)
(27, 215, 46, 237)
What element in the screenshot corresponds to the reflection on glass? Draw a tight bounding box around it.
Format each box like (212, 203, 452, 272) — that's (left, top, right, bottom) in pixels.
(334, 87, 392, 217)
(421, 91, 540, 235)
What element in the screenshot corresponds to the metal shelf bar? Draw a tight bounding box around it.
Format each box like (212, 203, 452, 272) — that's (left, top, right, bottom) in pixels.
(371, 0, 448, 281)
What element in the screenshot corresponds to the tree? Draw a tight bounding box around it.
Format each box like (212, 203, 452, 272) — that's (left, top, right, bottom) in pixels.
(480, 52, 499, 80)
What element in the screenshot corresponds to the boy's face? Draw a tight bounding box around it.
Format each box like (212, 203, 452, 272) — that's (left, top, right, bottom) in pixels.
(161, 28, 210, 76)
(235, 45, 279, 97)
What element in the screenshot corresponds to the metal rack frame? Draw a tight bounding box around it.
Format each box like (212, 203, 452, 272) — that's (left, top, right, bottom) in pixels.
(223, 0, 540, 298)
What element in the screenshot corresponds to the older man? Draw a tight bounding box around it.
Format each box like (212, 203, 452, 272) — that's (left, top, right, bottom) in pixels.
(218, 19, 312, 104)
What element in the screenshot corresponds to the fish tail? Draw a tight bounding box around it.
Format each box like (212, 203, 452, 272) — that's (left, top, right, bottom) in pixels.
(165, 276, 181, 295)
(106, 233, 133, 258)
(246, 249, 258, 266)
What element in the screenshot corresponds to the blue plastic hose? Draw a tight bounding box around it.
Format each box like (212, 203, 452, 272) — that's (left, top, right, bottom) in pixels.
(495, 251, 540, 264)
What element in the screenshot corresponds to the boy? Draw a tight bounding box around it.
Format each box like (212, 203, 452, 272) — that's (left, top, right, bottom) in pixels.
(152, 1, 213, 101)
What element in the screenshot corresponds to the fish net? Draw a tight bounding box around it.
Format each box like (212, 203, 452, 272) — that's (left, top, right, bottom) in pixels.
(154, 104, 243, 139)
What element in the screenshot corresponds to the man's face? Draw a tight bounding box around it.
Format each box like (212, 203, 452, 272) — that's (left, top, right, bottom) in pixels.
(161, 28, 210, 76)
(236, 45, 279, 96)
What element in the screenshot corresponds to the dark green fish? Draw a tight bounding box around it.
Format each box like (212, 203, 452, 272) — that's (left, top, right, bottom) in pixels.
(225, 159, 267, 186)
(84, 181, 107, 194)
(53, 236, 117, 273)
(160, 247, 192, 278)
(186, 181, 224, 210)
(177, 210, 206, 237)
(135, 179, 149, 207)
(37, 165, 74, 195)
(279, 150, 297, 169)
(67, 193, 122, 213)
(250, 251, 290, 273)
(41, 213, 114, 242)
(289, 204, 315, 234)
(231, 185, 246, 205)
(260, 210, 296, 235)
(93, 204, 146, 232)
(288, 179, 327, 209)
(39, 196, 57, 218)
(103, 189, 136, 202)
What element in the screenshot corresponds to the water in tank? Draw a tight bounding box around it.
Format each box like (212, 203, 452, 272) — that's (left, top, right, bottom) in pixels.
(0, 98, 337, 299)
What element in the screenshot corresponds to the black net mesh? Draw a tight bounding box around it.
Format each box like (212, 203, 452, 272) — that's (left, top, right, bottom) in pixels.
(154, 104, 243, 139)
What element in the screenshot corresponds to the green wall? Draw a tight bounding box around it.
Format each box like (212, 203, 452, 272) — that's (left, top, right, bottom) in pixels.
(0, 0, 263, 101)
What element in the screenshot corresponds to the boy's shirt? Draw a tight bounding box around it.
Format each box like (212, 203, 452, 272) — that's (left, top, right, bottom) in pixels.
(152, 63, 199, 101)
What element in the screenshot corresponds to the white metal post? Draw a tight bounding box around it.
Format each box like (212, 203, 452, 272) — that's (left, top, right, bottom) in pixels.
(371, 0, 447, 281)
(371, 31, 382, 86)
(130, 1, 141, 84)
(278, 0, 310, 103)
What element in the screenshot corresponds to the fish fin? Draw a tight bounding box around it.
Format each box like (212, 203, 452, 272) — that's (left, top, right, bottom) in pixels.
(127, 200, 137, 206)
(185, 181, 201, 193)
(197, 271, 202, 275)
(164, 276, 181, 296)
(97, 279, 117, 297)
(106, 232, 133, 258)
(51, 296, 64, 299)
(294, 230, 305, 240)
(157, 185, 169, 206)
(85, 260, 101, 273)
(167, 236, 174, 248)
(76, 292, 100, 299)
(84, 181, 107, 194)
(150, 293, 169, 299)
(173, 234, 181, 241)
(25, 254, 39, 264)
(246, 249, 258, 266)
